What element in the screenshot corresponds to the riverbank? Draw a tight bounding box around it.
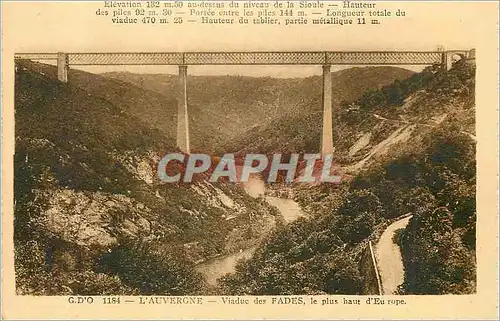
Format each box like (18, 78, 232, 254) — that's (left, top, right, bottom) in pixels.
(195, 175, 305, 286)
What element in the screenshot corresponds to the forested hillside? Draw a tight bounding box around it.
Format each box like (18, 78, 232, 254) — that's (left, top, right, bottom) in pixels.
(104, 67, 413, 154)
(14, 60, 277, 295)
(219, 60, 476, 295)
(14, 58, 476, 296)
(223, 62, 474, 166)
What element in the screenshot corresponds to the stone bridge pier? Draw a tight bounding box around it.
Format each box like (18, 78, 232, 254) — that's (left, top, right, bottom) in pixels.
(177, 65, 190, 154)
(174, 64, 335, 156)
(57, 52, 68, 83)
(321, 64, 334, 156)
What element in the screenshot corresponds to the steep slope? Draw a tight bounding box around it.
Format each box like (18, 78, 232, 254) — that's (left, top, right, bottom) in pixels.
(220, 67, 415, 155)
(103, 67, 414, 153)
(233, 61, 474, 165)
(14, 60, 278, 295)
(18, 61, 180, 145)
(219, 60, 476, 295)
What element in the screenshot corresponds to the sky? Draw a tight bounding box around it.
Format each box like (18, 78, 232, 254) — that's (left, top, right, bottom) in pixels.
(75, 64, 425, 78)
(4, 1, 479, 78)
(31, 60, 426, 78)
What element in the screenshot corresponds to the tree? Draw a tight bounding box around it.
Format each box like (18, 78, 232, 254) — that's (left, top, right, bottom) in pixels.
(98, 242, 205, 295)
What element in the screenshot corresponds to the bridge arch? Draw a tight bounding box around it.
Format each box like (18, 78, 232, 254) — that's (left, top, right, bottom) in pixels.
(444, 50, 474, 70)
(452, 52, 466, 62)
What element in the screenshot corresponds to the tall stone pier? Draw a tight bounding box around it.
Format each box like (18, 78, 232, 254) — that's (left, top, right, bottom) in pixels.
(57, 52, 68, 83)
(321, 64, 333, 156)
(445, 52, 454, 71)
(177, 65, 190, 154)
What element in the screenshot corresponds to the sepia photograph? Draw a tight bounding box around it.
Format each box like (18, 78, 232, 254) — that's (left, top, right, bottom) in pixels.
(2, 1, 498, 320)
(13, 49, 477, 296)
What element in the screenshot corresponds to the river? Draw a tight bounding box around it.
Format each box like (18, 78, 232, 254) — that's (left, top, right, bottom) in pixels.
(194, 175, 304, 286)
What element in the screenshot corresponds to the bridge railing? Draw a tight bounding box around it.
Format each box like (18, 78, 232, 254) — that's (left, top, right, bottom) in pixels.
(15, 51, 447, 66)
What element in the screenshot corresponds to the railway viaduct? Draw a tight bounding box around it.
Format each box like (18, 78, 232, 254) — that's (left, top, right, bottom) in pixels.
(15, 49, 475, 155)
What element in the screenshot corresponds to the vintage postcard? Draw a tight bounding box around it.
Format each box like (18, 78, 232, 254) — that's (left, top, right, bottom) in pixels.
(1, 0, 499, 320)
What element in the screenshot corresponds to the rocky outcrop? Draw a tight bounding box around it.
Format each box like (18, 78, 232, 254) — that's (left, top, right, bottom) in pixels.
(41, 189, 153, 248)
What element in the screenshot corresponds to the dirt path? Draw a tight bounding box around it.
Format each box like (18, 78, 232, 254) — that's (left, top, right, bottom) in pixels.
(375, 216, 412, 294)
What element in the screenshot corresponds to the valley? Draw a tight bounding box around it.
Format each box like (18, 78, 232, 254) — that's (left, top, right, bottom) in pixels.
(14, 57, 476, 296)
(195, 174, 305, 286)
